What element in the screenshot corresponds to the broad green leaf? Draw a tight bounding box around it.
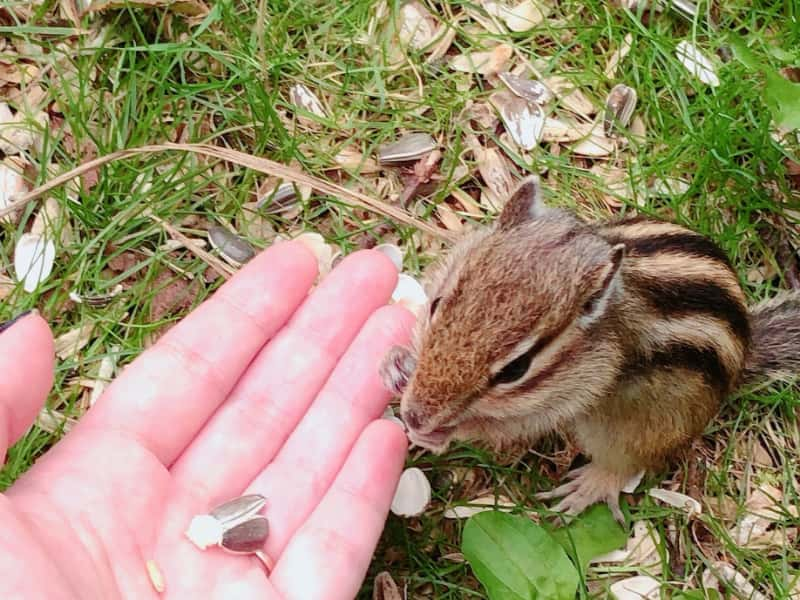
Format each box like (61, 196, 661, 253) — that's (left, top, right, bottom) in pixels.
(462, 512, 579, 600)
(728, 34, 800, 130)
(764, 70, 800, 130)
(547, 504, 628, 571)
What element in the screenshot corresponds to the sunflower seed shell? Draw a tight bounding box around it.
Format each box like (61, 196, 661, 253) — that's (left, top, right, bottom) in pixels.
(604, 84, 637, 136)
(498, 72, 554, 106)
(208, 226, 256, 266)
(378, 132, 437, 165)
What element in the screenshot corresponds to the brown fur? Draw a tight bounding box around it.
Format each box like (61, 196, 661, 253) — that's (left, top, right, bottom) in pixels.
(382, 177, 800, 514)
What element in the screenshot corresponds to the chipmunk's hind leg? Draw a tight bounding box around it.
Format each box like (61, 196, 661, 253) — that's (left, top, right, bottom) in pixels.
(536, 462, 627, 524)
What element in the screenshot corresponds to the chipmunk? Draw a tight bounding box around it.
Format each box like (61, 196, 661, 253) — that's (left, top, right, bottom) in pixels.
(381, 176, 800, 522)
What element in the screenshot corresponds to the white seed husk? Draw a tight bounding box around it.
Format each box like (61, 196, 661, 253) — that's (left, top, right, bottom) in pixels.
(675, 41, 720, 87)
(14, 233, 56, 293)
(490, 90, 545, 150)
(495, 0, 551, 32)
(378, 132, 437, 165)
(622, 469, 645, 493)
(391, 274, 428, 315)
(705, 562, 768, 600)
(257, 181, 298, 212)
(443, 495, 516, 519)
(185, 514, 224, 550)
(390, 467, 431, 517)
(398, 1, 438, 50)
(449, 44, 512, 75)
(0, 163, 26, 223)
(610, 575, 661, 600)
(648, 488, 702, 516)
(146, 559, 165, 593)
(289, 83, 328, 118)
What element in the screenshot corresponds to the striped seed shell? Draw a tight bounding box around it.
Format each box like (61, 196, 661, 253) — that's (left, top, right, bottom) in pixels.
(208, 226, 256, 266)
(498, 71, 554, 105)
(220, 516, 270, 554)
(604, 83, 637, 136)
(378, 132, 437, 165)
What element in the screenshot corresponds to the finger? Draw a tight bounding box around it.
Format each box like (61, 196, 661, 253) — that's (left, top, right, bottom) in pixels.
(0, 312, 54, 463)
(246, 304, 414, 557)
(270, 420, 407, 600)
(77, 241, 318, 464)
(171, 250, 399, 504)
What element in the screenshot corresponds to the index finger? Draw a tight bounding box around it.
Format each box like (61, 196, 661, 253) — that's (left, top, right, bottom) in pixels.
(75, 240, 319, 464)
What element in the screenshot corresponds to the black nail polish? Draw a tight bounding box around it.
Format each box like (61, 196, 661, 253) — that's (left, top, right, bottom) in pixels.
(0, 310, 33, 334)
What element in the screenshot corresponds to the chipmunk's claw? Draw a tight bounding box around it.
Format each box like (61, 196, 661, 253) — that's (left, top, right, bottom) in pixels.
(535, 463, 627, 526)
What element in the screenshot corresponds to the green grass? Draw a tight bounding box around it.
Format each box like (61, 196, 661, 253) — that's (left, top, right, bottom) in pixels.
(1, 0, 799, 597)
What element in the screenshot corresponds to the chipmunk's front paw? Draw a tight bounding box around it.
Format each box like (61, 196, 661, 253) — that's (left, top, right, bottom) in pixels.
(535, 463, 627, 525)
(379, 345, 416, 395)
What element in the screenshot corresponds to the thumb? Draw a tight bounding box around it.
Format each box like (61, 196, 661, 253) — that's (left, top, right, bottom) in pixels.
(0, 311, 55, 464)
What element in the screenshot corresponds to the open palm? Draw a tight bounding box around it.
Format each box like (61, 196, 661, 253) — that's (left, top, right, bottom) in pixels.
(0, 241, 413, 599)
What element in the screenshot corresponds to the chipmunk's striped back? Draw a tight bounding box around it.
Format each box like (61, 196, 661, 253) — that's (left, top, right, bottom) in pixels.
(598, 218, 750, 396)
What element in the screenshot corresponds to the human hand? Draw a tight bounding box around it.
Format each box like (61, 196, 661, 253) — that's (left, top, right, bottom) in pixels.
(0, 241, 414, 599)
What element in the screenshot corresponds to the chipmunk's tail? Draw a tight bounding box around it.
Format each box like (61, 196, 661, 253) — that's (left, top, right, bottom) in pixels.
(743, 291, 800, 384)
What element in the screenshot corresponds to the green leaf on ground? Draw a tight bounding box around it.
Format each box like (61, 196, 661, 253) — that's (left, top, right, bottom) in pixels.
(547, 504, 628, 571)
(729, 34, 800, 130)
(461, 511, 579, 600)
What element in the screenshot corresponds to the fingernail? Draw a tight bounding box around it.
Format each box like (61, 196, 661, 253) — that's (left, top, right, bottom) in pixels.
(0, 310, 34, 334)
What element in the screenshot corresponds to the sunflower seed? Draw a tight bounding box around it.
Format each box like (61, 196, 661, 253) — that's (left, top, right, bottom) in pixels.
(208, 226, 255, 266)
(490, 90, 545, 150)
(220, 516, 270, 554)
(186, 494, 270, 553)
(256, 182, 298, 212)
(604, 83, 637, 136)
(378, 132, 437, 165)
(675, 41, 720, 87)
(498, 71, 553, 105)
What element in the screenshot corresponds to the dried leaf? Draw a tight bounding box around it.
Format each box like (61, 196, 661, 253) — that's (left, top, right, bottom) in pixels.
(676, 41, 720, 87)
(390, 467, 431, 517)
(0, 104, 47, 155)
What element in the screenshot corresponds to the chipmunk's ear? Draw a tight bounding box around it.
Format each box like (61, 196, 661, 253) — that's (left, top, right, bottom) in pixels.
(497, 175, 548, 231)
(580, 243, 626, 325)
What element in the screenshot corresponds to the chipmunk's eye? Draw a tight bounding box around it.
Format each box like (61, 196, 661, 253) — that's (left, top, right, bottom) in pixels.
(490, 333, 554, 386)
(430, 297, 442, 317)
